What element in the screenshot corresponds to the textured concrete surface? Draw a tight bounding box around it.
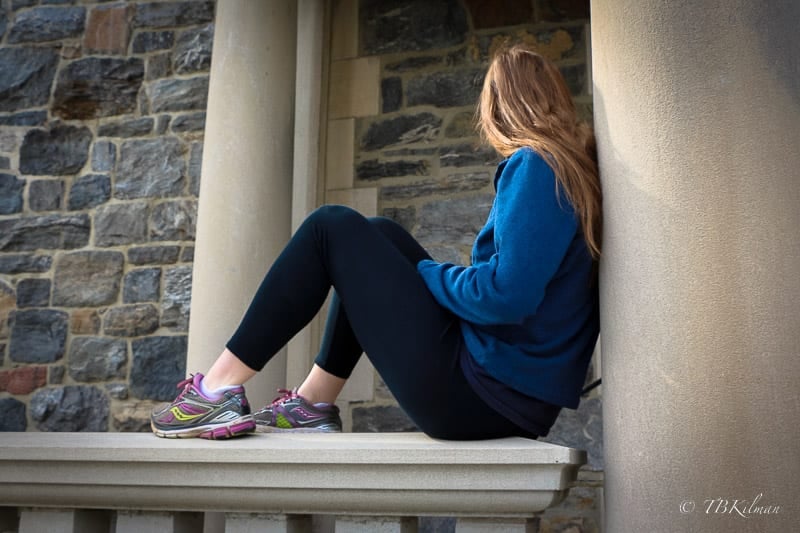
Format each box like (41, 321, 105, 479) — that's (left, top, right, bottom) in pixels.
(0, 432, 584, 517)
(593, 0, 800, 531)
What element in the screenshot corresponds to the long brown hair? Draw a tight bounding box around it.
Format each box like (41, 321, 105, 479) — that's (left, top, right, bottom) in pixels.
(477, 45, 602, 259)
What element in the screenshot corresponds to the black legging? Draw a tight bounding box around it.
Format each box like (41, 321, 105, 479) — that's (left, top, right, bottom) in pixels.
(226, 205, 528, 440)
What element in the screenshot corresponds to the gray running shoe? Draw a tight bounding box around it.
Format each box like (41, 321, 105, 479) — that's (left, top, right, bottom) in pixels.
(150, 373, 255, 439)
(254, 388, 342, 433)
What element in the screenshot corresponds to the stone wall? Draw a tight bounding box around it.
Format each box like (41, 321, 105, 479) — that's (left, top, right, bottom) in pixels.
(0, 0, 213, 432)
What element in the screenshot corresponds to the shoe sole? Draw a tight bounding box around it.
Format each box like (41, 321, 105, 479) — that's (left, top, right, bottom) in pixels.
(254, 424, 341, 434)
(152, 416, 256, 440)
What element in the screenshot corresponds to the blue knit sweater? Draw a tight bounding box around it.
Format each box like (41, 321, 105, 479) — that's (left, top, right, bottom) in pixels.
(417, 147, 599, 408)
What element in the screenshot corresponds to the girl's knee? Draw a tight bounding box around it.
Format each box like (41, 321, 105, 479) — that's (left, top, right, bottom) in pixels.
(367, 216, 398, 232)
(307, 204, 363, 230)
(310, 204, 357, 221)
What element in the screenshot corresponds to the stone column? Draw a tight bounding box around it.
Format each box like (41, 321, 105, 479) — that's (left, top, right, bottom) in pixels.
(286, 0, 326, 390)
(188, 0, 298, 409)
(592, 1, 799, 532)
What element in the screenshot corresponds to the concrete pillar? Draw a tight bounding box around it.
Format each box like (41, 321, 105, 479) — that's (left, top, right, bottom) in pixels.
(188, 0, 298, 409)
(592, 1, 800, 532)
(286, 0, 326, 389)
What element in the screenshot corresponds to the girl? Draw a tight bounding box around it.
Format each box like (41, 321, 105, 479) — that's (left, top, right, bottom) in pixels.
(151, 45, 602, 441)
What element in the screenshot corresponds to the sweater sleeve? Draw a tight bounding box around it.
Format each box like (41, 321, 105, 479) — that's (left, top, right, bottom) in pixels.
(417, 149, 578, 325)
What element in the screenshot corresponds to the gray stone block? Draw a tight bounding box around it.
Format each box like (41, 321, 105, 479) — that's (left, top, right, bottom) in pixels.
(52, 251, 124, 306)
(416, 194, 493, 247)
(180, 246, 194, 262)
(356, 159, 429, 180)
(128, 245, 180, 265)
(97, 117, 154, 138)
(130, 335, 187, 400)
(407, 69, 485, 108)
(116, 138, 186, 199)
(52, 57, 144, 120)
(360, 0, 468, 54)
(103, 304, 160, 337)
(133, 1, 214, 28)
(7, 6, 85, 44)
(28, 179, 64, 212)
(68, 337, 127, 382)
(0, 173, 24, 214)
(30, 385, 109, 431)
(112, 402, 152, 432)
(560, 63, 588, 96)
(0, 214, 90, 251)
(49, 365, 64, 384)
(171, 112, 206, 133)
(91, 140, 116, 172)
(0, 397, 26, 431)
(173, 23, 213, 74)
(385, 56, 442, 73)
(161, 266, 191, 331)
(68, 174, 111, 210)
(95, 202, 148, 246)
(156, 114, 171, 134)
(444, 111, 475, 138)
(9, 309, 68, 363)
(19, 125, 92, 175)
(380, 172, 490, 201)
(382, 206, 416, 232)
(188, 142, 203, 196)
(439, 143, 498, 167)
(0, 110, 48, 125)
(149, 199, 196, 241)
(16, 278, 50, 308)
(146, 52, 172, 81)
(381, 77, 402, 113)
(132, 30, 174, 53)
(0, 156, 9, 170)
(0, 254, 52, 274)
(149, 76, 209, 112)
(106, 383, 129, 400)
(124, 268, 161, 303)
(382, 147, 438, 157)
(360, 112, 441, 151)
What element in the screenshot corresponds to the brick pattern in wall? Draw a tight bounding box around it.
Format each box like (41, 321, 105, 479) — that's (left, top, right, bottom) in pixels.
(0, 0, 214, 432)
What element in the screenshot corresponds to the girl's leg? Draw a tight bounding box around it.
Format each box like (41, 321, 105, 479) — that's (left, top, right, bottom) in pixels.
(203, 348, 257, 391)
(296, 364, 346, 404)
(226, 205, 527, 439)
(296, 215, 433, 403)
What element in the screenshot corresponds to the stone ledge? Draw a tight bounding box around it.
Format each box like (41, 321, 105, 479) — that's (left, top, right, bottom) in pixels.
(0, 432, 585, 518)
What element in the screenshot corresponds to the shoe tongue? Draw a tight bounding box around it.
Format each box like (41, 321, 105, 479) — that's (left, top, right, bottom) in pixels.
(193, 373, 205, 388)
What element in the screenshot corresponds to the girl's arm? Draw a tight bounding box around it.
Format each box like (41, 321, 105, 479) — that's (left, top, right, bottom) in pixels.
(417, 149, 578, 325)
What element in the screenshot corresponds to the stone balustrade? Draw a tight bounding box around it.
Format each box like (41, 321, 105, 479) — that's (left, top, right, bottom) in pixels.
(0, 432, 585, 533)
